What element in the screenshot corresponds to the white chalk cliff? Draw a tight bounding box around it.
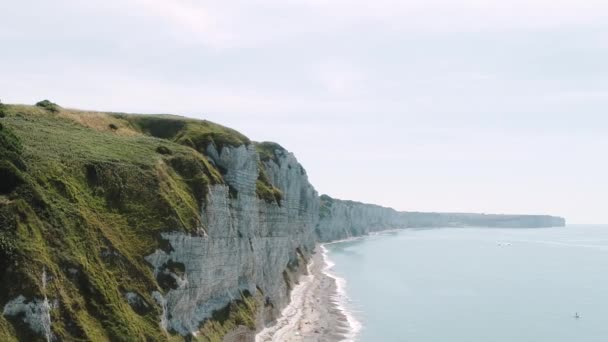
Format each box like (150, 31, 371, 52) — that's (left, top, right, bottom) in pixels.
(143, 142, 565, 338)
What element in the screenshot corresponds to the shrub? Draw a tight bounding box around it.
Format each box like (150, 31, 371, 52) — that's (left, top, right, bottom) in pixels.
(0, 99, 5, 118)
(35, 99, 60, 113)
(108, 123, 118, 130)
(256, 180, 282, 205)
(0, 123, 25, 170)
(0, 162, 23, 194)
(0, 233, 16, 268)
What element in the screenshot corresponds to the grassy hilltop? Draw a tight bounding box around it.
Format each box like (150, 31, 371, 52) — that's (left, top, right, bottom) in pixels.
(0, 101, 279, 341)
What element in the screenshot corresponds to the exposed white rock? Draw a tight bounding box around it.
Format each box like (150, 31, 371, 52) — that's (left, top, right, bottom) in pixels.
(3, 268, 55, 341)
(152, 291, 169, 331)
(316, 198, 403, 242)
(146, 144, 318, 336)
(3, 295, 54, 342)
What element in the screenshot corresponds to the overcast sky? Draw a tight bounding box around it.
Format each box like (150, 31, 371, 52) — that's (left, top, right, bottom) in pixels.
(1, 0, 607, 223)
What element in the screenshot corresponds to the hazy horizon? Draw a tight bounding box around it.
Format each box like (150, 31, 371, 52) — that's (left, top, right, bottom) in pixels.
(2, 0, 607, 223)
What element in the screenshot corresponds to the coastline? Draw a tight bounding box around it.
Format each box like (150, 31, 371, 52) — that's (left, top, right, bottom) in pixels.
(256, 244, 359, 342)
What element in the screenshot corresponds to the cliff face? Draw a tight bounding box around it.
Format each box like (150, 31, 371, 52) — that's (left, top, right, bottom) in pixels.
(0, 104, 565, 342)
(144, 144, 318, 338)
(317, 196, 566, 242)
(316, 196, 403, 242)
(399, 212, 566, 229)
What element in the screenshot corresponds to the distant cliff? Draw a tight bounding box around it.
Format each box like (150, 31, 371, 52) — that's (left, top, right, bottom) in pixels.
(0, 103, 565, 342)
(316, 195, 565, 242)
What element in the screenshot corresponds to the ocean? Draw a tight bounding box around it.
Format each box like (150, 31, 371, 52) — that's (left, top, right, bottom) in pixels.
(324, 225, 608, 342)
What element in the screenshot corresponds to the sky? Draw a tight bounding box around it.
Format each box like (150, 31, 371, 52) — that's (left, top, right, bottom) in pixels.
(1, 0, 607, 223)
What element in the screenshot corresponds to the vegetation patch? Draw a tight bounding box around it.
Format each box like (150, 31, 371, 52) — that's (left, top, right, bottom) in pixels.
(35, 100, 60, 113)
(0, 316, 17, 342)
(256, 165, 282, 205)
(195, 290, 260, 342)
(0, 202, 18, 272)
(123, 114, 251, 152)
(0, 100, 6, 118)
(255, 141, 286, 164)
(0, 162, 23, 194)
(156, 145, 173, 155)
(0, 122, 25, 170)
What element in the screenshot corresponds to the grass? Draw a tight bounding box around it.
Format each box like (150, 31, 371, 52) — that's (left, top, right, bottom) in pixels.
(122, 114, 251, 152)
(255, 141, 286, 164)
(254, 142, 287, 204)
(0, 316, 17, 342)
(195, 291, 260, 342)
(256, 163, 282, 205)
(0, 104, 266, 341)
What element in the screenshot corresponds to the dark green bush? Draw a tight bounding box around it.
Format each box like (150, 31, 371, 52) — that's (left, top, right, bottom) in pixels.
(0, 162, 23, 194)
(0, 233, 16, 269)
(155, 145, 172, 155)
(0, 100, 6, 118)
(35, 99, 60, 113)
(0, 123, 25, 170)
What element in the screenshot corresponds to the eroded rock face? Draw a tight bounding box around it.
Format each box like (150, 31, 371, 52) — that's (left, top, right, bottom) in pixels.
(145, 144, 318, 336)
(316, 199, 403, 242)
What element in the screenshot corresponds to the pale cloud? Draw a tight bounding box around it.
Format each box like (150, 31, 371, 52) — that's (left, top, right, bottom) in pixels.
(313, 60, 368, 97)
(120, 0, 608, 50)
(1, 0, 608, 222)
(127, 0, 237, 49)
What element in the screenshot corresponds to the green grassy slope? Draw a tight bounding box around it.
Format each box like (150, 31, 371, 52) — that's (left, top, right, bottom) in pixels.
(123, 114, 251, 153)
(0, 104, 264, 341)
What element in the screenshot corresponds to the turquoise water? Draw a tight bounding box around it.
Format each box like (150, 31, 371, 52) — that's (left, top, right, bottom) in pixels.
(325, 225, 608, 342)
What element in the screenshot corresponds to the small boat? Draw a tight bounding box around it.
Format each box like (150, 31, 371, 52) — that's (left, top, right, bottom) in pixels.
(574, 312, 581, 319)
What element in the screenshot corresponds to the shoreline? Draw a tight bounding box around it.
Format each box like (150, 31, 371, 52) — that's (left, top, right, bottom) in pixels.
(319, 245, 362, 341)
(256, 244, 359, 342)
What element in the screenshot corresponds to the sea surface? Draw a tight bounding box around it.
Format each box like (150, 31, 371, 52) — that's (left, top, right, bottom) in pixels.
(324, 225, 608, 342)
